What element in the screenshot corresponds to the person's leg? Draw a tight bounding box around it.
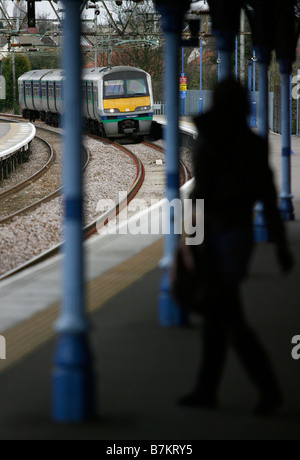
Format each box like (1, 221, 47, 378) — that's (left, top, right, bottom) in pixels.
(226, 286, 283, 414)
(196, 319, 228, 397)
(178, 298, 229, 408)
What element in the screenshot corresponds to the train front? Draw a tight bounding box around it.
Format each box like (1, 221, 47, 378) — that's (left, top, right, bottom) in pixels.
(101, 67, 153, 139)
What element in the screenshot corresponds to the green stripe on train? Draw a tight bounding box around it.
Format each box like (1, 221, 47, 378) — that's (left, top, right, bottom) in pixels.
(102, 116, 153, 124)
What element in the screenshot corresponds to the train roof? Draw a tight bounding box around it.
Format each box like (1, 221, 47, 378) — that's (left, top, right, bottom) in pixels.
(18, 69, 53, 82)
(41, 70, 64, 82)
(19, 66, 150, 84)
(83, 66, 149, 78)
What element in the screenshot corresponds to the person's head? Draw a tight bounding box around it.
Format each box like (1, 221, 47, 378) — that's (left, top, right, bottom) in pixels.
(212, 78, 250, 119)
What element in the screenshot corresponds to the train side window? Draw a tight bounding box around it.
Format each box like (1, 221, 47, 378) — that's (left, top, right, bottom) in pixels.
(93, 87, 98, 106)
(88, 86, 92, 101)
(56, 84, 61, 100)
(19, 83, 24, 101)
(26, 83, 31, 96)
(34, 83, 39, 97)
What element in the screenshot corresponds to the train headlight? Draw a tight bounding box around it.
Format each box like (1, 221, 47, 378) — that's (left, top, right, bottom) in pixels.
(104, 108, 120, 114)
(135, 106, 151, 111)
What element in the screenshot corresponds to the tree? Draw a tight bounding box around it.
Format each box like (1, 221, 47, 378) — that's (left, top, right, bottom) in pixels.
(28, 53, 60, 70)
(86, 0, 165, 100)
(36, 13, 52, 35)
(26, 11, 61, 70)
(185, 36, 219, 92)
(0, 55, 31, 112)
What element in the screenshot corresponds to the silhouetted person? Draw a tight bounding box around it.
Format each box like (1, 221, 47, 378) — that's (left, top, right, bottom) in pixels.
(178, 78, 294, 415)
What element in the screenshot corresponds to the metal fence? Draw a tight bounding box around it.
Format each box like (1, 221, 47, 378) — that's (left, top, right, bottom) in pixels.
(273, 86, 298, 135)
(184, 90, 214, 115)
(155, 90, 274, 132)
(154, 102, 166, 116)
(273, 87, 281, 134)
(154, 91, 214, 117)
(249, 92, 274, 132)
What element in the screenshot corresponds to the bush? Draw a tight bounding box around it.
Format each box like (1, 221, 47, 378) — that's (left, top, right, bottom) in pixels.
(0, 55, 31, 112)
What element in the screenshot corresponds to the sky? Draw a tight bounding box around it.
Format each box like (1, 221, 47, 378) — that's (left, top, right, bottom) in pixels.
(2, 1, 156, 28)
(4, 1, 61, 19)
(3, 1, 96, 20)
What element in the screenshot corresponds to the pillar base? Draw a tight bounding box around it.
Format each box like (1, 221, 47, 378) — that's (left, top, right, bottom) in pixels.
(159, 269, 188, 327)
(52, 333, 96, 422)
(279, 197, 295, 221)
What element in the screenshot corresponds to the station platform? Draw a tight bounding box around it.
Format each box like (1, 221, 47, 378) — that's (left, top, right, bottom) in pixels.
(0, 222, 299, 440)
(0, 122, 35, 160)
(0, 129, 300, 439)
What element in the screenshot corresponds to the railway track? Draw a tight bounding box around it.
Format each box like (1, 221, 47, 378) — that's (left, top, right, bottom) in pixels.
(0, 115, 192, 281)
(0, 115, 192, 184)
(141, 140, 192, 185)
(0, 126, 87, 224)
(0, 137, 145, 281)
(0, 136, 56, 221)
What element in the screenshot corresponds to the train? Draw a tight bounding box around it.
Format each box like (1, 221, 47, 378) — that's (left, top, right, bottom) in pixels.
(18, 66, 154, 139)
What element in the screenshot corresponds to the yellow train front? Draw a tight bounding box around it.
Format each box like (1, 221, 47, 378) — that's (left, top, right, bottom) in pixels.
(83, 66, 154, 139)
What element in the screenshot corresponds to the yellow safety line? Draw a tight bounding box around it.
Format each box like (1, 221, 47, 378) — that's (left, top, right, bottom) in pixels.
(0, 239, 163, 374)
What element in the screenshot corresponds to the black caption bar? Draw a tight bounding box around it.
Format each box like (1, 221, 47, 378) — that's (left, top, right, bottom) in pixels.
(99, 442, 205, 457)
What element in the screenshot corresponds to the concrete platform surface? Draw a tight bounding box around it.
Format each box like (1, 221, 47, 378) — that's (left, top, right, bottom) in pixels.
(0, 127, 299, 440)
(0, 225, 299, 440)
(0, 123, 35, 160)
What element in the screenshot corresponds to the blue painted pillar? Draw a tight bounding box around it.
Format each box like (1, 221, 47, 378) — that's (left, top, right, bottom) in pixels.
(181, 47, 185, 116)
(52, 0, 95, 422)
(199, 37, 203, 115)
(156, 4, 188, 327)
(252, 50, 257, 127)
(254, 47, 271, 242)
(248, 60, 252, 128)
(279, 59, 295, 221)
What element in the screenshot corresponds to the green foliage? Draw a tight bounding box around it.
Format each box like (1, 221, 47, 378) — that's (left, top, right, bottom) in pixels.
(28, 54, 61, 70)
(0, 55, 31, 112)
(91, 0, 164, 101)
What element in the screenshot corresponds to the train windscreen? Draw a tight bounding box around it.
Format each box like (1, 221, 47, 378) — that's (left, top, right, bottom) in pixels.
(103, 72, 149, 99)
